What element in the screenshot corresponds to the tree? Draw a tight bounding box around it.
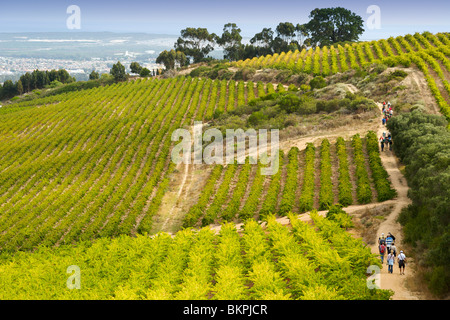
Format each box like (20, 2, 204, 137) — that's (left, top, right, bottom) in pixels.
(295, 23, 309, 49)
(175, 28, 217, 63)
(57, 69, 72, 83)
(156, 50, 188, 70)
(217, 23, 243, 61)
(266, 22, 300, 54)
(249, 28, 275, 57)
(110, 61, 128, 82)
(20, 72, 32, 92)
(16, 80, 24, 95)
(275, 22, 296, 44)
(89, 70, 100, 80)
(1, 80, 17, 99)
(303, 7, 365, 46)
(139, 68, 151, 77)
(130, 62, 143, 75)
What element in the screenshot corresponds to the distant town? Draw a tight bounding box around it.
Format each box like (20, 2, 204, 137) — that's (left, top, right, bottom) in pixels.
(0, 54, 162, 84)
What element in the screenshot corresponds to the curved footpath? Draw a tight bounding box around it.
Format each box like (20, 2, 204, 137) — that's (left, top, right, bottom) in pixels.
(207, 102, 425, 300)
(370, 103, 421, 300)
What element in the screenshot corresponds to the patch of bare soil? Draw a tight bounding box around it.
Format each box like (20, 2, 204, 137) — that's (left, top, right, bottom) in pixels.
(150, 163, 212, 234)
(399, 68, 440, 114)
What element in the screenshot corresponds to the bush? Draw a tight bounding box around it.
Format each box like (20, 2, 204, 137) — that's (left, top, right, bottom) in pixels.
(300, 84, 311, 92)
(326, 205, 354, 229)
(139, 68, 151, 77)
(190, 66, 210, 78)
(234, 68, 256, 81)
(310, 76, 327, 90)
(427, 266, 450, 297)
(371, 63, 388, 74)
(279, 94, 300, 113)
(247, 111, 267, 126)
(387, 69, 408, 82)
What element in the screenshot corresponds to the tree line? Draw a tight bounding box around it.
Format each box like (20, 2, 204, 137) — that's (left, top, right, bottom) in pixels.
(0, 69, 75, 100)
(157, 7, 365, 69)
(0, 62, 164, 101)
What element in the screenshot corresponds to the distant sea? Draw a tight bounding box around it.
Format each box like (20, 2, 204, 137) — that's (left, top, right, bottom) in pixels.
(0, 32, 224, 82)
(0, 32, 183, 60)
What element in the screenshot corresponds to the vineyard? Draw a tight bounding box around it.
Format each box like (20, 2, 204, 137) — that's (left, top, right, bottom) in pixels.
(0, 76, 273, 252)
(182, 133, 396, 229)
(0, 212, 392, 300)
(1, 31, 448, 301)
(233, 32, 450, 122)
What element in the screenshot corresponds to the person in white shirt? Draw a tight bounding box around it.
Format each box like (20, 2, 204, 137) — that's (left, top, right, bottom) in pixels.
(387, 252, 395, 274)
(398, 250, 407, 275)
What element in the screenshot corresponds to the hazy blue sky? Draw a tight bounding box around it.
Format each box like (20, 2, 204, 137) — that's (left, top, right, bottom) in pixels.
(0, 0, 449, 39)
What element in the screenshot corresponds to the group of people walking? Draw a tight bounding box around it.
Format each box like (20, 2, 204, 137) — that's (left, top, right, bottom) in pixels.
(378, 232, 407, 275)
(379, 131, 393, 151)
(380, 101, 394, 151)
(382, 101, 393, 126)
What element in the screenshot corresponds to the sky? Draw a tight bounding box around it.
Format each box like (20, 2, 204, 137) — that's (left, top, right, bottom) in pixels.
(0, 0, 449, 40)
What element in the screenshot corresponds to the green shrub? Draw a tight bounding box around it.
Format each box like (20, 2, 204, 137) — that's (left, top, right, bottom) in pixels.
(310, 76, 327, 90)
(279, 94, 300, 113)
(248, 111, 268, 126)
(300, 84, 311, 92)
(190, 66, 210, 77)
(387, 69, 408, 82)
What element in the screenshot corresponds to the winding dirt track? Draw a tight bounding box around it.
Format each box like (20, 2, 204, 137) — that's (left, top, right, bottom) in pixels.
(370, 103, 421, 300)
(211, 102, 421, 300)
(157, 89, 423, 299)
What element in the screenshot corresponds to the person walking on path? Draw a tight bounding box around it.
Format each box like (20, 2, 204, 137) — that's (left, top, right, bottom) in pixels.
(386, 233, 394, 254)
(398, 251, 407, 275)
(378, 233, 386, 245)
(379, 242, 387, 264)
(387, 135, 393, 151)
(380, 136, 385, 152)
(387, 232, 396, 242)
(390, 242, 397, 257)
(387, 251, 395, 274)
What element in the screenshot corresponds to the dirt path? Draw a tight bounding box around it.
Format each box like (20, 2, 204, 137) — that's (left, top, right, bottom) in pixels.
(209, 102, 422, 300)
(370, 103, 422, 300)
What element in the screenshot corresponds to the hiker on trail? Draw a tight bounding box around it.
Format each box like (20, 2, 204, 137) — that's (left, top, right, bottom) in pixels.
(398, 251, 407, 275)
(382, 117, 386, 126)
(387, 135, 393, 151)
(379, 233, 386, 245)
(380, 136, 385, 151)
(390, 242, 397, 257)
(386, 233, 394, 253)
(387, 251, 395, 274)
(379, 242, 387, 264)
(390, 109, 393, 118)
(387, 232, 396, 242)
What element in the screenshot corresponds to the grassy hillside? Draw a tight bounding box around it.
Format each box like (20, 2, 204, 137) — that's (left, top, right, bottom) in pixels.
(231, 32, 450, 122)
